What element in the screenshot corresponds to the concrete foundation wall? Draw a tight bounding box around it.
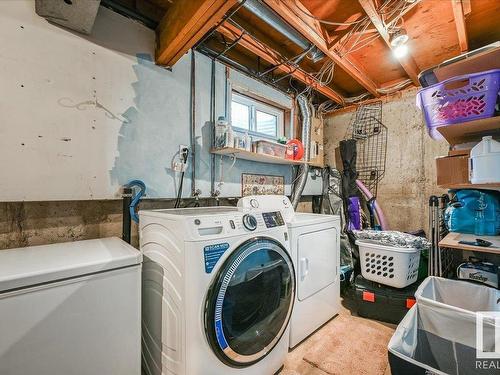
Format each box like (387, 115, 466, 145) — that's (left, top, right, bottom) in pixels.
(0, 2, 317, 250)
(0, 1, 322, 202)
(0, 197, 313, 250)
(324, 89, 448, 233)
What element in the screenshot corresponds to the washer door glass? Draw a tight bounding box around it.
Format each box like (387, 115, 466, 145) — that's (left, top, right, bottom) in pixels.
(205, 237, 295, 367)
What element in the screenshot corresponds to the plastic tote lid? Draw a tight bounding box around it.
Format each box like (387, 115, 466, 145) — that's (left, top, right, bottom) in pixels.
(0, 237, 142, 293)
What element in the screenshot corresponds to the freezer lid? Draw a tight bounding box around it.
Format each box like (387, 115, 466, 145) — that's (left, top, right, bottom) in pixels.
(0, 237, 142, 293)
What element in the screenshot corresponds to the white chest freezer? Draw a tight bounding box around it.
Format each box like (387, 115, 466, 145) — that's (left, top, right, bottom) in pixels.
(0, 237, 142, 375)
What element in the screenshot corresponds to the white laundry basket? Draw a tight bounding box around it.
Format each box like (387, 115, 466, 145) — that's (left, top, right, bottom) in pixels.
(356, 240, 421, 288)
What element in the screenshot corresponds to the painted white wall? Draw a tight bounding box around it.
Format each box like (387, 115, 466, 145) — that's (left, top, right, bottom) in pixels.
(0, 1, 321, 201)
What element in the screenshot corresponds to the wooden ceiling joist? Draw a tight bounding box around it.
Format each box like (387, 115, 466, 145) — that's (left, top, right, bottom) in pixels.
(357, 0, 420, 86)
(156, 0, 238, 67)
(262, 0, 380, 97)
(451, 0, 469, 53)
(218, 22, 345, 104)
(383, 0, 421, 26)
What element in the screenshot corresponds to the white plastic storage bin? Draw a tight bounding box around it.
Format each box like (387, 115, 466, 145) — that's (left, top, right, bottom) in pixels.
(356, 240, 421, 288)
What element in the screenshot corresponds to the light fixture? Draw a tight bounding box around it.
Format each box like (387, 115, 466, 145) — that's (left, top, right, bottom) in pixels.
(390, 28, 409, 58)
(393, 44, 409, 58)
(390, 29, 409, 47)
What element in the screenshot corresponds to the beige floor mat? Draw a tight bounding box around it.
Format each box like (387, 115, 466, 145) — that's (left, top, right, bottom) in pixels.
(281, 301, 395, 375)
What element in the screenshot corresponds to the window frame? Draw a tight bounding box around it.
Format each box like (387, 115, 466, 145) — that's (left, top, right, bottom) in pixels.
(230, 91, 285, 139)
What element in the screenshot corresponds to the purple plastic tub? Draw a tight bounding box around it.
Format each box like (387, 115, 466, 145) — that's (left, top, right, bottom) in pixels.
(416, 69, 500, 139)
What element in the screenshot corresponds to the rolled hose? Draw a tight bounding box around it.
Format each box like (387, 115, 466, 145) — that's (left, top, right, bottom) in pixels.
(125, 180, 146, 223)
(355, 179, 389, 230)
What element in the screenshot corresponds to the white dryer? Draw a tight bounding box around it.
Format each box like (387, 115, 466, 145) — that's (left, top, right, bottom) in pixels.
(238, 196, 340, 348)
(139, 206, 295, 375)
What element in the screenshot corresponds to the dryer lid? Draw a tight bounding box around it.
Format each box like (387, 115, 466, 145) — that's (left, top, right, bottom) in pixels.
(0, 237, 142, 293)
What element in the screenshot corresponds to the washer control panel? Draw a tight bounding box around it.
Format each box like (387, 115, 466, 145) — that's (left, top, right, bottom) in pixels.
(192, 210, 286, 238)
(262, 211, 285, 228)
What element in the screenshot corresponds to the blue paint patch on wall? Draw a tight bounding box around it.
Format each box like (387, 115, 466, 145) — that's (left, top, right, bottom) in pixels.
(110, 53, 191, 198)
(109, 51, 319, 199)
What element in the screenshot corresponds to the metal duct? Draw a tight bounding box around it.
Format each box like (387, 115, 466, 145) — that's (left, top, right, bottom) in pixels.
(290, 95, 312, 209)
(298, 95, 312, 162)
(242, 0, 325, 63)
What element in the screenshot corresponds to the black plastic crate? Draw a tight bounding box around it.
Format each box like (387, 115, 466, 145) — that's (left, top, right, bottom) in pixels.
(353, 274, 420, 324)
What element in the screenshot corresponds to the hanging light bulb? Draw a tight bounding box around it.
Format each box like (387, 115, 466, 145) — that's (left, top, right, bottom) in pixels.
(390, 29, 409, 47)
(390, 28, 409, 58)
(393, 44, 409, 58)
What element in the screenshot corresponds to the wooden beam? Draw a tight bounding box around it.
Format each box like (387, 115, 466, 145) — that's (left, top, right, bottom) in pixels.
(262, 0, 380, 97)
(451, 0, 469, 52)
(462, 0, 472, 16)
(217, 22, 345, 104)
(358, 0, 420, 86)
(156, 0, 238, 67)
(327, 14, 374, 47)
(384, 0, 421, 25)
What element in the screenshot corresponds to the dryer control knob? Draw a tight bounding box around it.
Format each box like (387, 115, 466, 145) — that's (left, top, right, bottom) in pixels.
(242, 214, 258, 231)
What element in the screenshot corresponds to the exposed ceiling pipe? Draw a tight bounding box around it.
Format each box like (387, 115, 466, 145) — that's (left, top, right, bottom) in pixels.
(242, 0, 325, 63)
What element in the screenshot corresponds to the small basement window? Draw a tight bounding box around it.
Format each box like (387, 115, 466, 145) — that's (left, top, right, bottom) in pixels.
(230, 92, 285, 138)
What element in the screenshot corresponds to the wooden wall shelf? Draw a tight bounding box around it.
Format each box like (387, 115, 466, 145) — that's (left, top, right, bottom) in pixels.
(439, 232, 500, 255)
(211, 147, 307, 165)
(438, 182, 500, 191)
(437, 116, 500, 145)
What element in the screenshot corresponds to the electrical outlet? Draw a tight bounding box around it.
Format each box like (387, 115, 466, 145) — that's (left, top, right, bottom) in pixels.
(179, 145, 189, 157)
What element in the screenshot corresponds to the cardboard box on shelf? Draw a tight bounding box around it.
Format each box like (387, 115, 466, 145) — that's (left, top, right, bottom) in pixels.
(448, 148, 471, 157)
(436, 155, 469, 186)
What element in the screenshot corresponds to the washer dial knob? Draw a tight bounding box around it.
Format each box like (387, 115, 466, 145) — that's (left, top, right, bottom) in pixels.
(250, 198, 259, 208)
(242, 214, 258, 231)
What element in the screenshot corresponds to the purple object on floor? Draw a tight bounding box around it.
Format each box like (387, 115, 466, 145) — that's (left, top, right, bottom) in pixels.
(347, 196, 361, 231)
(356, 179, 389, 230)
(416, 69, 500, 139)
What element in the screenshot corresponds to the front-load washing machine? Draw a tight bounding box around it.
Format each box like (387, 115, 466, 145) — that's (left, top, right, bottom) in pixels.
(238, 195, 340, 348)
(139, 206, 295, 375)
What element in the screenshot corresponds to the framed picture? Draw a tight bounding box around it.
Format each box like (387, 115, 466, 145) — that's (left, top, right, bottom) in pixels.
(241, 173, 285, 196)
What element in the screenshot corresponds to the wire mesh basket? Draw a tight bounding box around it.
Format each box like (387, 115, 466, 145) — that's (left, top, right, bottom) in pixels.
(345, 101, 387, 196)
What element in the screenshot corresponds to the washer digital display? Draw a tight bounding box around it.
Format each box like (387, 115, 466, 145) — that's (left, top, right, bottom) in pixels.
(262, 211, 284, 228)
